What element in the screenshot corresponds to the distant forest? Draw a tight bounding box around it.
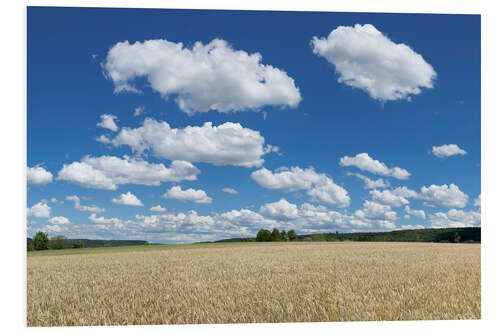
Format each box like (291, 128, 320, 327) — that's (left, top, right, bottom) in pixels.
(27, 227, 481, 250)
(27, 238, 149, 249)
(212, 227, 481, 244)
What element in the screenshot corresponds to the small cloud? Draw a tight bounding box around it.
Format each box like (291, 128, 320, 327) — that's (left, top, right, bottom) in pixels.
(431, 144, 467, 159)
(134, 106, 145, 116)
(27, 166, 53, 186)
(97, 114, 119, 132)
(96, 134, 112, 144)
(111, 192, 144, 207)
(150, 205, 166, 213)
(163, 186, 212, 204)
(222, 188, 238, 195)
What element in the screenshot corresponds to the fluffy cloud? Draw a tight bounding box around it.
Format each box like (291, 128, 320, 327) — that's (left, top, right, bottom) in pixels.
(400, 224, 425, 230)
(111, 118, 276, 168)
(404, 205, 426, 220)
(111, 192, 144, 207)
(103, 38, 301, 114)
(222, 188, 238, 195)
(311, 24, 436, 101)
(419, 184, 468, 208)
(55, 198, 403, 243)
(347, 172, 389, 189)
(97, 114, 119, 132)
(429, 209, 480, 228)
(370, 189, 409, 207)
(354, 200, 397, 221)
(259, 198, 299, 220)
(391, 186, 419, 199)
(88, 213, 124, 228)
(48, 216, 71, 225)
(27, 166, 53, 186)
(27, 202, 51, 219)
(339, 153, 410, 179)
(96, 135, 111, 144)
(431, 144, 467, 158)
(163, 186, 212, 204)
(66, 195, 105, 214)
(150, 205, 166, 213)
(41, 224, 62, 234)
(133, 106, 145, 116)
(474, 194, 481, 211)
(57, 155, 199, 190)
(251, 166, 350, 207)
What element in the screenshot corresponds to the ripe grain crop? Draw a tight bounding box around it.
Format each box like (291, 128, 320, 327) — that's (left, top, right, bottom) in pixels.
(27, 242, 480, 326)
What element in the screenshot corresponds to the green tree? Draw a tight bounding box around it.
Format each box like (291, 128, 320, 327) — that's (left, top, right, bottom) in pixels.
(271, 228, 281, 241)
(32, 231, 49, 251)
(280, 230, 289, 241)
(50, 235, 68, 250)
(256, 229, 272, 242)
(287, 229, 297, 241)
(311, 233, 326, 241)
(27, 244, 33, 252)
(72, 240, 84, 248)
(454, 232, 461, 243)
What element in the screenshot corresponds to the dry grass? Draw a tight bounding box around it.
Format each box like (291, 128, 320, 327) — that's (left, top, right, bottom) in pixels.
(27, 242, 480, 326)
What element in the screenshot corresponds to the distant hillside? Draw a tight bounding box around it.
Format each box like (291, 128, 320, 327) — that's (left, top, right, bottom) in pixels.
(27, 238, 149, 248)
(213, 227, 481, 244)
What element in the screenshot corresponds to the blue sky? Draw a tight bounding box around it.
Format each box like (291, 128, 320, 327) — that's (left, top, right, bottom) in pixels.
(27, 7, 480, 243)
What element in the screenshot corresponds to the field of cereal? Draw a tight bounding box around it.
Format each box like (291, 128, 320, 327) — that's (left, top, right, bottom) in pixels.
(27, 242, 480, 326)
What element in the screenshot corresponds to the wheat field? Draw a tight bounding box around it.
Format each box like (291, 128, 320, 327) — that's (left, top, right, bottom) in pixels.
(27, 242, 480, 326)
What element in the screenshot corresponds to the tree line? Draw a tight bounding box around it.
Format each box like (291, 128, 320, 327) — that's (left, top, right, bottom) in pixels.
(256, 228, 297, 242)
(27, 231, 151, 251)
(213, 227, 480, 244)
(27, 232, 83, 251)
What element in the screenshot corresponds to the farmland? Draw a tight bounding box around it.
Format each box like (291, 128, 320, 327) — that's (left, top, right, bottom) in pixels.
(27, 242, 480, 326)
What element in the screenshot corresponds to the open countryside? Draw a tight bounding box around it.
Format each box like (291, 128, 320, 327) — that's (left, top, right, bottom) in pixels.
(27, 241, 480, 326)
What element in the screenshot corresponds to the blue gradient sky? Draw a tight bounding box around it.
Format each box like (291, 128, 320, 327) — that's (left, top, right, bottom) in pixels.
(27, 7, 480, 243)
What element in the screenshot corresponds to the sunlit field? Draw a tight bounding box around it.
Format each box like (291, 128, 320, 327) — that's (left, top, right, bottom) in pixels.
(27, 242, 480, 326)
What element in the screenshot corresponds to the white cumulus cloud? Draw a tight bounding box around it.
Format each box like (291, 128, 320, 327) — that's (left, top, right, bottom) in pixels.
(97, 114, 119, 132)
(150, 205, 166, 213)
(370, 189, 409, 207)
(340, 153, 410, 179)
(96, 135, 112, 144)
(134, 106, 145, 116)
(474, 194, 481, 211)
(110, 118, 275, 168)
(27, 201, 51, 219)
(103, 38, 301, 114)
(347, 172, 389, 189)
(111, 192, 144, 206)
(391, 186, 419, 198)
(259, 198, 299, 220)
(66, 195, 106, 214)
(251, 166, 350, 208)
(311, 24, 436, 101)
(419, 184, 468, 208)
(431, 144, 467, 158)
(27, 166, 53, 186)
(163, 186, 212, 204)
(48, 216, 71, 225)
(429, 209, 480, 228)
(354, 200, 397, 221)
(222, 188, 238, 195)
(404, 205, 426, 220)
(57, 155, 199, 190)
